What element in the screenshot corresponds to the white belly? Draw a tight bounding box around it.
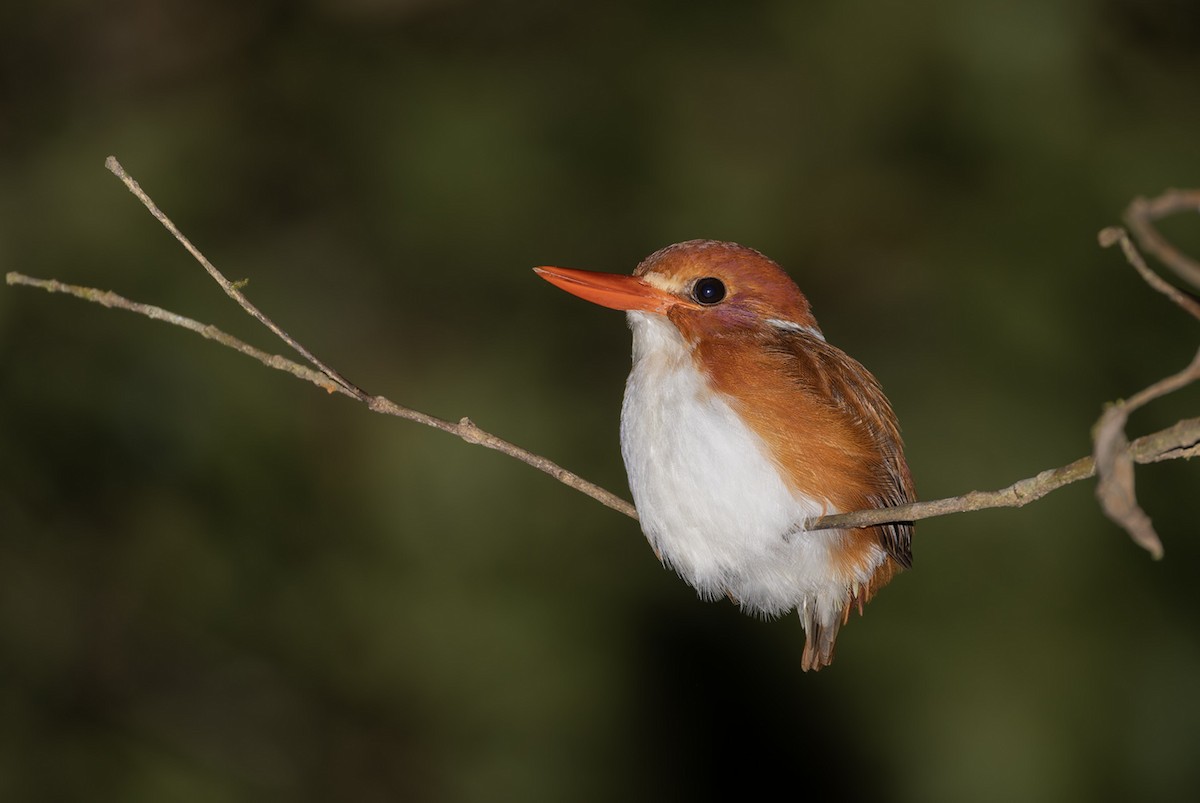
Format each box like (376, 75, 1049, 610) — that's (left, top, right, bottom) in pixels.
(619, 312, 882, 623)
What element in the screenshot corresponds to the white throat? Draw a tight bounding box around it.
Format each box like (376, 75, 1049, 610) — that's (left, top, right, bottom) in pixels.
(618, 311, 883, 624)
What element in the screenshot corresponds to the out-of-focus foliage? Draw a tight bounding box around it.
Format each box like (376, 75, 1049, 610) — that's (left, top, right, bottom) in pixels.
(2, 1, 1198, 800)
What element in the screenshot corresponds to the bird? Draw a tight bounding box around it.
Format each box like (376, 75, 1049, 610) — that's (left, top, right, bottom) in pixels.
(534, 240, 914, 671)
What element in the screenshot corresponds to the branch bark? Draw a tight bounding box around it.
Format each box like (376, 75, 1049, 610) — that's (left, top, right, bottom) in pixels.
(1123, 188, 1200, 293)
(806, 417, 1200, 536)
(6, 159, 1198, 557)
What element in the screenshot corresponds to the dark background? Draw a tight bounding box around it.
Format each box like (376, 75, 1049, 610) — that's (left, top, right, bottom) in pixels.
(2, 1, 1199, 800)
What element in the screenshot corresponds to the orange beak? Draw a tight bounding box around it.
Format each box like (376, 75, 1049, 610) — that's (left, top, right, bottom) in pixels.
(534, 266, 681, 314)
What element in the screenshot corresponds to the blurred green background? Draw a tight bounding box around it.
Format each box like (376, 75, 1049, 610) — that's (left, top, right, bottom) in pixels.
(2, 0, 1199, 800)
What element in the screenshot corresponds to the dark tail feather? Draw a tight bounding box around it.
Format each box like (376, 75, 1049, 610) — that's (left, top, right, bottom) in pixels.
(799, 556, 905, 671)
(799, 607, 841, 672)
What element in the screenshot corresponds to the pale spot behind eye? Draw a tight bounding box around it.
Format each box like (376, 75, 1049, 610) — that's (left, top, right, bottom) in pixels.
(767, 318, 825, 341)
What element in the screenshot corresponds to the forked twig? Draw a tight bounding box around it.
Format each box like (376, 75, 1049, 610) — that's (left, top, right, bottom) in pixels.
(103, 156, 362, 397)
(1123, 189, 1200, 293)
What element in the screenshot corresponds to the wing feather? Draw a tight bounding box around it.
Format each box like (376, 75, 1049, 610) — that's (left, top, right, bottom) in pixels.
(769, 329, 915, 567)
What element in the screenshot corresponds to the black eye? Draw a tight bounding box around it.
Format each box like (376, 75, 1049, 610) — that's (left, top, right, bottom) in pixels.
(692, 277, 726, 305)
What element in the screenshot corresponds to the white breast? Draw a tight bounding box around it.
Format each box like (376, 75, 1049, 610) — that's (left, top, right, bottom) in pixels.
(619, 312, 883, 625)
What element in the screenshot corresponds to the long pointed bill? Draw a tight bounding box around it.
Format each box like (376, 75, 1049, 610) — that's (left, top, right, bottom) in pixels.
(534, 266, 679, 314)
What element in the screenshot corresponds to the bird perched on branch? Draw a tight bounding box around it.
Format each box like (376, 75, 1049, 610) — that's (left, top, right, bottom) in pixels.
(536, 240, 914, 670)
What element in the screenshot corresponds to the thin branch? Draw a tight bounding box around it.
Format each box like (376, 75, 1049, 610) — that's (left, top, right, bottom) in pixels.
(1099, 226, 1200, 320)
(806, 417, 1200, 533)
(1123, 189, 1200, 292)
(104, 156, 362, 397)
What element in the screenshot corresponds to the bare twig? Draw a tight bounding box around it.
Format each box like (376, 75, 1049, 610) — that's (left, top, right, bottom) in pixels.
(806, 417, 1200, 532)
(1123, 189, 1200, 292)
(104, 156, 363, 396)
(1099, 226, 1200, 320)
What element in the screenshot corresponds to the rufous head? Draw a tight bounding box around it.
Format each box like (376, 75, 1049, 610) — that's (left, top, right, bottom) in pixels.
(534, 239, 821, 343)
